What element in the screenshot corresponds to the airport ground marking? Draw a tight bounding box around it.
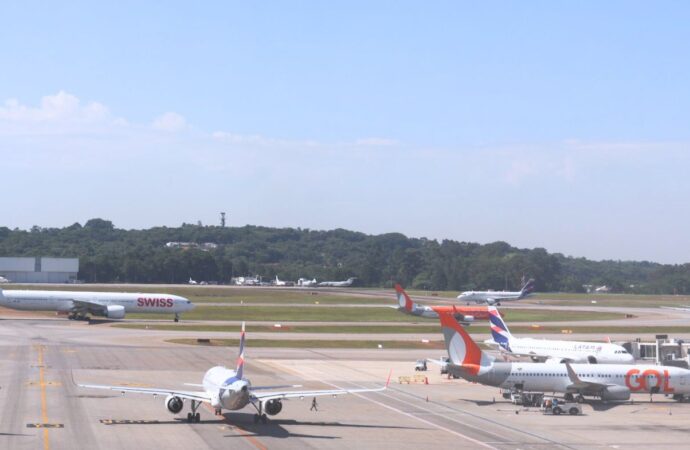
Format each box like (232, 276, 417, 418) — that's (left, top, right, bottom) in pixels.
(274, 362, 498, 449)
(36, 345, 51, 450)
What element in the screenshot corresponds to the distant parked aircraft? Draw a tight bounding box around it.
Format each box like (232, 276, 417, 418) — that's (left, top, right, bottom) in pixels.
(274, 276, 287, 286)
(297, 278, 317, 287)
(0, 276, 9, 284)
(188, 277, 198, 285)
(79, 322, 389, 423)
(0, 287, 195, 322)
(318, 277, 355, 287)
(457, 279, 535, 305)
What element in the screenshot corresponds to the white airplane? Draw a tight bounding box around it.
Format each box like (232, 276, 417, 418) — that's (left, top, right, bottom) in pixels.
(318, 277, 356, 287)
(0, 276, 9, 284)
(297, 278, 317, 287)
(457, 278, 535, 305)
(484, 306, 633, 364)
(188, 277, 198, 285)
(274, 276, 287, 286)
(435, 309, 690, 403)
(0, 287, 195, 321)
(79, 323, 389, 423)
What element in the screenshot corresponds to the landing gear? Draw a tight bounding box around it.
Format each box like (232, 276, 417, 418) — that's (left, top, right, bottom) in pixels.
(68, 313, 88, 321)
(576, 395, 585, 403)
(187, 400, 201, 423)
(251, 401, 268, 424)
(174, 313, 180, 323)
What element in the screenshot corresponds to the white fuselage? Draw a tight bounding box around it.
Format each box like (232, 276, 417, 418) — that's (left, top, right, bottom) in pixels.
(202, 366, 251, 411)
(318, 278, 354, 287)
(492, 362, 690, 396)
(457, 290, 523, 304)
(0, 290, 194, 314)
(488, 338, 634, 364)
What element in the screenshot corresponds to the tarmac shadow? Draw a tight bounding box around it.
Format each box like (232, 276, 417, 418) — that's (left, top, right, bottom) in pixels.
(221, 412, 421, 440)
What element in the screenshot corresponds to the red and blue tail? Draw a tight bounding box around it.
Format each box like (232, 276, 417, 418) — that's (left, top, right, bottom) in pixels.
(438, 312, 494, 375)
(236, 321, 246, 379)
(488, 306, 513, 352)
(519, 279, 536, 298)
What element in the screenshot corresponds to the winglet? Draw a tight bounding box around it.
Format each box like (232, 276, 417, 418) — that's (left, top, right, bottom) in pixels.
(564, 362, 581, 384)
(236, 321, 246, 379)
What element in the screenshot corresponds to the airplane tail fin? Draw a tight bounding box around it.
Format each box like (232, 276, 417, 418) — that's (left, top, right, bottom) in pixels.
(394, 284, 415, 312)
(520, 278, 536, 297)
(438, 311, 494, 375)
(236, 322, 246, 379)
(488, 306, 513, 351)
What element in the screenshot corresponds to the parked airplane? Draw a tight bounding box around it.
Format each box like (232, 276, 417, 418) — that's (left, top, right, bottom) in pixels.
(435, 309, 690, 403)
(297, 278, 318, 287)
(274, 276, 287, 286)
(318, 277, 356, 287)
(484, 306, 633, 364)
(0, 276, 9, 284)
(0, 287, 195, 321)
(457, 278, 535, 305)
(79, 323, 389, 423)
(188, 277, 198, 285)
(393, 284, 494, 322)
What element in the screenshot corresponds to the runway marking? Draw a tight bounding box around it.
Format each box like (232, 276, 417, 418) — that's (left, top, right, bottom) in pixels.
(201, 404, 267, 450)
(26, 381, 62, 387)
(100, 419, 161, 425)
(27, 423, 64, 429)
(36, 345, 51, 450)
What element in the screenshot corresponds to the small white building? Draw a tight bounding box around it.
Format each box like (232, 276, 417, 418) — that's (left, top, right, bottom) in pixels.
(0, 257, 79, 283)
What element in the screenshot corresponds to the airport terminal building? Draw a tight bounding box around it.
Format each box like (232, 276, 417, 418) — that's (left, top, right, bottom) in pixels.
(0, 257, 79, 283)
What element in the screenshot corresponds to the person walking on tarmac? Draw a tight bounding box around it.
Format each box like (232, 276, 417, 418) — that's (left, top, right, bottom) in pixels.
(310, 397, 318, 412)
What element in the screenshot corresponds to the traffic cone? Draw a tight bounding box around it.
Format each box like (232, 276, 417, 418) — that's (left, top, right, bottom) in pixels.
(424, 377, 429, 385)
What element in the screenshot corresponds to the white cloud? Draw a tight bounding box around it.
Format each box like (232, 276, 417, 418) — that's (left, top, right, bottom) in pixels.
(354, 137, 399, 146)
(152, 112, 187, 132)
(0, 91, 110, 123)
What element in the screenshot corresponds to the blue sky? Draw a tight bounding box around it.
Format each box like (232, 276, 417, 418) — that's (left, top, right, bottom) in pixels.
(1, 2, 690, 263)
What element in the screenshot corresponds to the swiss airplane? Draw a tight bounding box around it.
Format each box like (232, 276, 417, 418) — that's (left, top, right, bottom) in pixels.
(0, 287, 195, 321)
(436, 308, 690, 403)
(457, 278, 535, 305)
(79, 323, 389, 423)
(484, 306, 633, 364)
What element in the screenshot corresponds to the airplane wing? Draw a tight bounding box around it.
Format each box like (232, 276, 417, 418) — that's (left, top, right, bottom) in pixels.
(78, 383, 212, 403)
(563, 362, 610, 392)
(250, 384, 386, 403)
(425, 358, 447, 367)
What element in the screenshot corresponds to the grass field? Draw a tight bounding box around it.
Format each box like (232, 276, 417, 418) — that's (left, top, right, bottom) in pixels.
(126, 305, 626, 322)
(167, 338, 446, 349)
(116, 323, 688, 335)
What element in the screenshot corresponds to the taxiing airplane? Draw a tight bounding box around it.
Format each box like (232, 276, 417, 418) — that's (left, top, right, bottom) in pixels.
(436, 309, 690, 403)
(318, 277, 356, 287)
(457, 278, 535, 305)
(393, 284, 494, 322)
(484, 306, 633, 364)
(0, 287, 195, 321)
(79, 323, 389, 423)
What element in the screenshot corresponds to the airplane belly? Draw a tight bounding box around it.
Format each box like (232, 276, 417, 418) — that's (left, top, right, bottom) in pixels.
(222, 391, 250, 411)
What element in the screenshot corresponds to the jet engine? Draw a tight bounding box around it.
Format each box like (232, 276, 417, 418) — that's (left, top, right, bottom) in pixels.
(265, 399, 283, 416)
(601, 385, 630, 401)
(105, 305, 126, 319)
(457, 315, 474, 323)
(587, 355, 598, 364)
(165, 395, 184, 413)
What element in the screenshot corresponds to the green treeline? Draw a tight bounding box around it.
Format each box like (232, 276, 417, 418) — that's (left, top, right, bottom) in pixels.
(0, 218, 688, 294)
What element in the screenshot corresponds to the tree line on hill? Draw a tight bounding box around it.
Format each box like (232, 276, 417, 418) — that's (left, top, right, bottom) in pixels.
(0, 218, 689, 294)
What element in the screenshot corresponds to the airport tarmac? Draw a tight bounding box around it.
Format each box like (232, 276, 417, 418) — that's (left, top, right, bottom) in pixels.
(1, 317, 690, 449)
